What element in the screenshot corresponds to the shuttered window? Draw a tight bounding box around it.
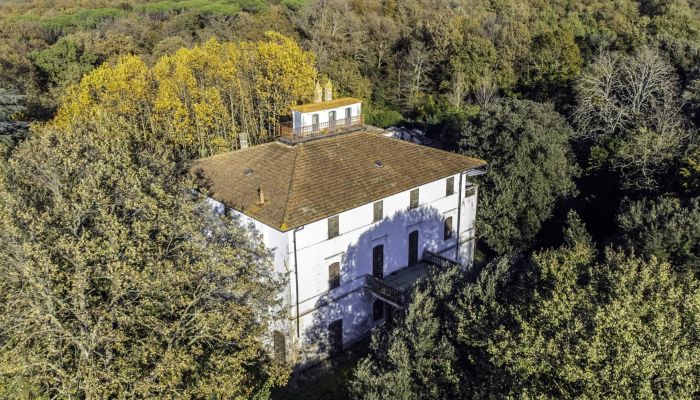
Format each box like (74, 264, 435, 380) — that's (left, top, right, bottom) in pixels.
(444, 216, 454, 240)
(409, 188, 419, 209)
(328, 262, 340, 289)
(328, 215, 339, 239)
(373, 200, 383, 222)
(446, 176, 455, 196)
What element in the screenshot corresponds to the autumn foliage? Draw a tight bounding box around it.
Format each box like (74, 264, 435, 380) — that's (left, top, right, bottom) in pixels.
(55, 32, 317, 157)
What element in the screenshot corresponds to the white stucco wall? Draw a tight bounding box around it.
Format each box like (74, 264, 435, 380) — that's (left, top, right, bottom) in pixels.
(292, 102, 362, 131)
(286, 171, 478, 359)
(207, 169, 478, 367)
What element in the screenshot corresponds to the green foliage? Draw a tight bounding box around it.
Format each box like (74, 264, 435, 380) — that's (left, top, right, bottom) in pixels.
(135, 0, 270, 16)
(29, 35, 98, 88)
(0, 116, 289, 397)
(353, 218, 700, 398)
(12, 7, 126, 30)
(519, 27, 583, 98)
(460, 99, 579, 254)
(616, 196, 700, 274)
(351, 267, 466, 399)
(365, 109, 404, 128)
(680, 152, 700, 195)
(282, 0, 308, 11)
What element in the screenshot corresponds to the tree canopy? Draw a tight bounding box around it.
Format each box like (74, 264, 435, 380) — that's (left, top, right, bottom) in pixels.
(55, 32, 317, 158)
(0, 117, 287, 398)
(460, 99, 578, 254)
(352, 214, 700, 398)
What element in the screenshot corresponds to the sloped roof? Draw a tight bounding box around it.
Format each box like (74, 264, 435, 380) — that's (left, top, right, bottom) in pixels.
(191, 131, 486, 231)
(290, 97, 361, 113)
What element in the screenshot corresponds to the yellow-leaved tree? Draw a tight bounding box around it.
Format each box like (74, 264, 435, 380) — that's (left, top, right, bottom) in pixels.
(55, 32, 317, 158)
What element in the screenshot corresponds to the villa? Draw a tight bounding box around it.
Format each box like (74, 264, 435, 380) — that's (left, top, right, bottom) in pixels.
(191, 93, 486, 367)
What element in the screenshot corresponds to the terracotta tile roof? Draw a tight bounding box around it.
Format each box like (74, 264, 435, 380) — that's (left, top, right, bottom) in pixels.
(290, 97, 361, 113)
(191, 131, 486, 231)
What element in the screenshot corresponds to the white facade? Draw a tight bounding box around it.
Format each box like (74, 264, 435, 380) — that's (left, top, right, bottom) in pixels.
(214, 170, 479, 368)
(292, 101, 362, 132)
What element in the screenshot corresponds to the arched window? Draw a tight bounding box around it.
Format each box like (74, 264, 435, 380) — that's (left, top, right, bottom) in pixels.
(328, 262, 340, 289)
(444, 216, 454, 240)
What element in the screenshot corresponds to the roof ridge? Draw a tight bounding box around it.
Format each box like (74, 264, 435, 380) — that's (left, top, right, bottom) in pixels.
(192, 140, 279, 162)
(279, 144, 301, 230)
(377, 132, 487, 163)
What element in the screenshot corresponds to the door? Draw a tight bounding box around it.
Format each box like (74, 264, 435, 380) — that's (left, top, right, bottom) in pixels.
(329, 110, 336, 131)
(372, 245, 384, 279)
(328, 319, 343, 355)
(408, 230, 419, 266)
(312, 113, 319, 133)
(345, 107, 352, 126)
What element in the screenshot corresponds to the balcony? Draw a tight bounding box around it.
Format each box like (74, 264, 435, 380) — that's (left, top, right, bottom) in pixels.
(364, 250, 462, 309)
(276, 115, 364, 144)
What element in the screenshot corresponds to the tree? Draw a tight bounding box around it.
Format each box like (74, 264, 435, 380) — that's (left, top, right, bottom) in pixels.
(55, 32, 317, 158)
(484, 221, 700, 398)
(616, 196, 700, 274)
(0, 116, 288, 398)
(519, 27, 583, 99)
(460, 98, 578, 254)
(352, 213, 700, 399)
(351, 267, 465, 400)
(573, 48, 694, 190)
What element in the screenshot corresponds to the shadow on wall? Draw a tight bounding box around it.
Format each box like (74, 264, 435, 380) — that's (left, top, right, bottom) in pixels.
(297, 205, 449, 367)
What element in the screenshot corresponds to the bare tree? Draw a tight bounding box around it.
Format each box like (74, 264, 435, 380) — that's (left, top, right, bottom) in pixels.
(573, 48, 694, 190)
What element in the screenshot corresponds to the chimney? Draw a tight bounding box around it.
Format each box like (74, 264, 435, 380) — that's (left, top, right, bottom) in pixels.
(240, 131, 249, 149)
(314, 81, 323, 103)
(323, 79, 333, 102)
(257, 186, 265, 204)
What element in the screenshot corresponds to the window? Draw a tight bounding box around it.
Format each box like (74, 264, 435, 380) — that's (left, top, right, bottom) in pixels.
(312, 113, 319, 132)
(373, 200, 383, 222)
(465, 183, 477, 198)
(328, 262, 340, 289)
(328, 215, 339, 239)
(372, 245, 384, 278)
(444, 216, 453, 240)
(408, 231, 419, 265)
(409, 188, 419, 209)
(373, 299, 384, 321)
(329, 110, 336, 130)
(446, 176, 455, 196)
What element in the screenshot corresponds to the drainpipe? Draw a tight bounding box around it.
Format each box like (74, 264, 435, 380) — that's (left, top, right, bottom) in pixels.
(455, 172, 463, 263)
(292, 226, 304, 338)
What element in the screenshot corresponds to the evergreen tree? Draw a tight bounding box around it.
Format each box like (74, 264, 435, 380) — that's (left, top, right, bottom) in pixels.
(460, 98, 578, 254)
(352, 213, 700, 398)
(616, 196, 700, 275)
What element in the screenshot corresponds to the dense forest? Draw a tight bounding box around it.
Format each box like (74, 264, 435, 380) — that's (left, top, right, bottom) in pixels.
(1, 0, 699, 398)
